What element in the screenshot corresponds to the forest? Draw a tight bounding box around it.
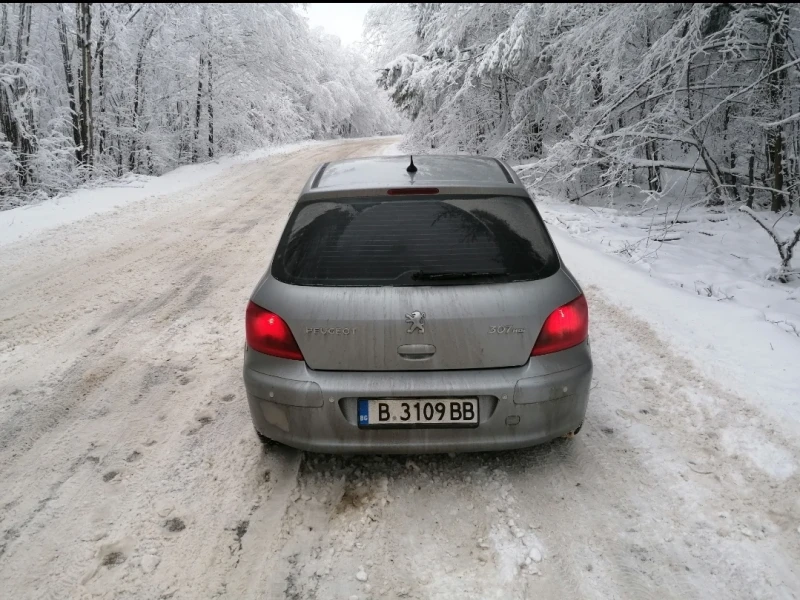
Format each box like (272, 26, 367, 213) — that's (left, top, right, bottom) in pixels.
(367, 4, 797, 209)
(0, 3, 398, 207)
(4, 3, 799, 276)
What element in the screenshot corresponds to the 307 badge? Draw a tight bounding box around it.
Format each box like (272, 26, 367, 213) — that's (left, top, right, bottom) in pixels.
(488, 325, 525, 334)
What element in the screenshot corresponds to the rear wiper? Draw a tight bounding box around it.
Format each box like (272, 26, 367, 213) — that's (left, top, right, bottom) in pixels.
(410, 270, 511, 281)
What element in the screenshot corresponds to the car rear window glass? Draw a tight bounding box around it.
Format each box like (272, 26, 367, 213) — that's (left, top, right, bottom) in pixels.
(271, 196, 559, 286)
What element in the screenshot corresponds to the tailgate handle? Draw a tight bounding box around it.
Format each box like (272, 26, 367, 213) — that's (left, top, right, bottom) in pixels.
(397, 344, 436, 359)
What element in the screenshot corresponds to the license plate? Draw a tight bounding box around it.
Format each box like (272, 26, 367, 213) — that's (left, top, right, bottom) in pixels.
(357, 398, 479, 428)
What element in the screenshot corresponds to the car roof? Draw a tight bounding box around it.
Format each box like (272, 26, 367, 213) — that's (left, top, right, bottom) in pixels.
(300, 155, 528, 200)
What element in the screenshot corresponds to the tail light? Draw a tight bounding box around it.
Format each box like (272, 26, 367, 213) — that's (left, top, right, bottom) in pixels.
(531, 294, 589, 356)
(245, 301, 303, 360)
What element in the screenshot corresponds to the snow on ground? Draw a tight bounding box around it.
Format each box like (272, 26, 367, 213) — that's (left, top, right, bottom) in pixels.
(381, 139, 406, 156)
(544, 219, 800, 430)
(0, 139, 340, 247)
(1, 138, 799, 600)
(535, 194, 800, 336)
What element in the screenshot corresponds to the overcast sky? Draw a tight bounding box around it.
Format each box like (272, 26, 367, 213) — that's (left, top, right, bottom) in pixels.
(304, 3, 373, 46)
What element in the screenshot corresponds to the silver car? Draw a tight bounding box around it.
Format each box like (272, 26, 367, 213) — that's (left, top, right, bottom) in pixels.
(243, 155, 592, 453)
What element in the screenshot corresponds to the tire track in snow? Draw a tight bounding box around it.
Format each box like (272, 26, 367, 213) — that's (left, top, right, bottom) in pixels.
(0, 139, 393, 599)
(573, 285, 800, 597)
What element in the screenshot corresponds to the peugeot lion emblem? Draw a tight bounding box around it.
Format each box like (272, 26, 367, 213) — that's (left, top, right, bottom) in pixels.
(405, 310, 426, 334)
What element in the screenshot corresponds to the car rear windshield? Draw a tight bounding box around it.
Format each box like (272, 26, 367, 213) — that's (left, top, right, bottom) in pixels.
(271, 195, 559, 286)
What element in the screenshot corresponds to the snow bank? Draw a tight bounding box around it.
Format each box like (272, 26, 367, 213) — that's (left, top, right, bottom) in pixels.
(536, 197, 800, 335)
(550, 225, 800, 433)
(0, 140, 330, 247)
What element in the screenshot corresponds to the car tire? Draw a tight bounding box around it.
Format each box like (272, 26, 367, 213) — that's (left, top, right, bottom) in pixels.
(255, 428, 273, 445)
(561, 421, 583, 439)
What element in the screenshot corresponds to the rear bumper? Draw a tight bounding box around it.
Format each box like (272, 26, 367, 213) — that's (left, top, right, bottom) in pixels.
(243, 343, 592, 454)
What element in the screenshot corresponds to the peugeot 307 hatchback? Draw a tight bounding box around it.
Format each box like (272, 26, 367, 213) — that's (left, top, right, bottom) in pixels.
(242, 155, 592, 453)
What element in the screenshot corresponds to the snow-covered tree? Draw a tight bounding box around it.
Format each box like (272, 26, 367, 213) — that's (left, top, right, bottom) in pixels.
(0, 3, 401, 207)
(369, 3, 800, 213)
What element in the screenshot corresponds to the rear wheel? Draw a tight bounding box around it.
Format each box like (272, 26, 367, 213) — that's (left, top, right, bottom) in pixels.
(255, 428, 293, 454)
(255, 428, 275, 445)
(561, 421, 583, 439)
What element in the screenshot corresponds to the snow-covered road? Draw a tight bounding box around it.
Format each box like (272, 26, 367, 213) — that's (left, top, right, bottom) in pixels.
(1, 138, 798, 600)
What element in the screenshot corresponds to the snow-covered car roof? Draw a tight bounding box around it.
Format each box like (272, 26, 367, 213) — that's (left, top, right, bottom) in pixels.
(299, 155, 527, 200)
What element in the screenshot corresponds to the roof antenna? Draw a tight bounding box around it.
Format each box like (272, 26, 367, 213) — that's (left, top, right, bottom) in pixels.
(406, 155, 417, 173)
